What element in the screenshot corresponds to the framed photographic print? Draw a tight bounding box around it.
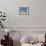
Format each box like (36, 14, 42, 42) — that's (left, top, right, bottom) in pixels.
(19, 7, 29, 15)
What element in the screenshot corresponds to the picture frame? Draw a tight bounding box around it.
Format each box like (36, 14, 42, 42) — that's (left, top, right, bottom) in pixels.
(19, 7, 29, 15)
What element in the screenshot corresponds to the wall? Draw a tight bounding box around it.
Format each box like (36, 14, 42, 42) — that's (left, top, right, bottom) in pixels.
(0, 0, 46, 46)
(32, 0, 46, 27)
(0, 0, 46, 27)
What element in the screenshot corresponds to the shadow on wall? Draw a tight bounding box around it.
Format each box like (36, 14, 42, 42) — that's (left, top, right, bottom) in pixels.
(13, 40, 21, 46)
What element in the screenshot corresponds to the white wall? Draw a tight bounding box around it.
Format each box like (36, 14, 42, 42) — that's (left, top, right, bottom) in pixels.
(0, 0, 46, 27)
(0, 1, 46, 46)
(32, 0, 46, 27)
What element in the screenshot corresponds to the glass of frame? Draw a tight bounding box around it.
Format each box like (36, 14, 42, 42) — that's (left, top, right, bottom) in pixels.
(19, 7, 29, 15)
